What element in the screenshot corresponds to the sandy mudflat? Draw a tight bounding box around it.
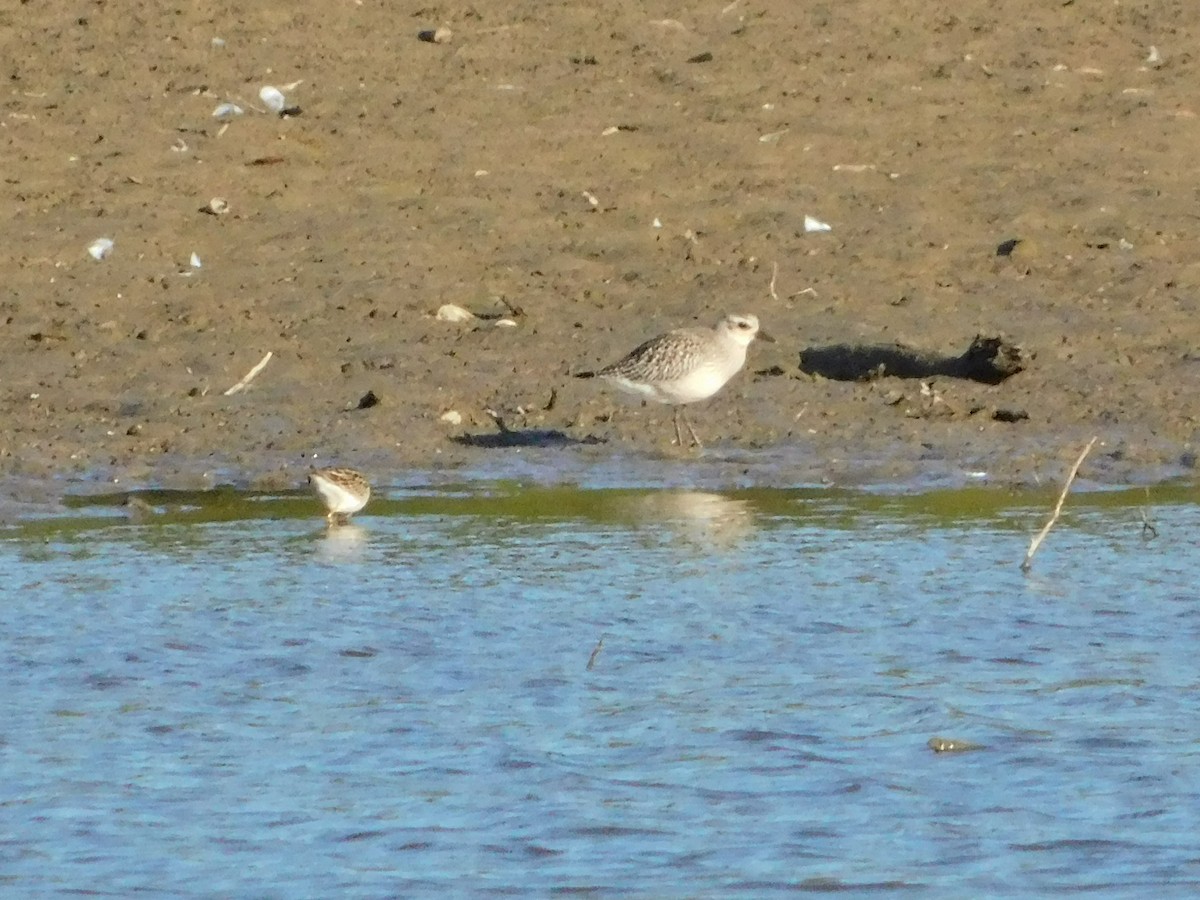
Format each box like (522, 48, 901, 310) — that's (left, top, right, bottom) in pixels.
(3, 1, 1200, 500)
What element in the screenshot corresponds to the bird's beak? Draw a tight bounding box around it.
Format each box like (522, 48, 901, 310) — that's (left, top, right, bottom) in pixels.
(758, 329, 777, 344)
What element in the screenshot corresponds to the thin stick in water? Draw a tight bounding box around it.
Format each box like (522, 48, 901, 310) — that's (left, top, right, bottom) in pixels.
(223, 351, 273, 396)
(586, 637, 604, 671)
(1140, 487, 1158, 540)
(1021, 436, 1097, 572)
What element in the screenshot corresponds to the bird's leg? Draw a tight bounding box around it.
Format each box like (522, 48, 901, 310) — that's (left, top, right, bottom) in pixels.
(672, 407, 685, 446)
(678, 408, 703, 449)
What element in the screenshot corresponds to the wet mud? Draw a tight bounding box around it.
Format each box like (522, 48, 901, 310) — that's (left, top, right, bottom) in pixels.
(3, 1, 1200, 503)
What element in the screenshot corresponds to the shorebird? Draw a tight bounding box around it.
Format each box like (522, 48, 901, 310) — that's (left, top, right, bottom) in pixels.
(577, 313, 774, 448)
(308, 467, 371, 525)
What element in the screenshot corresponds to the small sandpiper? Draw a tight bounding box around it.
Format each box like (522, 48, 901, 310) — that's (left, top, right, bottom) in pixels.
(308, 467, 371, 525)
(578, 312, 774, 448)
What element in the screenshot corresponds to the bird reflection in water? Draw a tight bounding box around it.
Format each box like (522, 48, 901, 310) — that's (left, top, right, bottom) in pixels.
(314, 523, 368, 563)
(620, 491, 754, 549)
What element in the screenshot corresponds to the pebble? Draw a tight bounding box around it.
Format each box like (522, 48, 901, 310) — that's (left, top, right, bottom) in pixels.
(418, 26, 452, 43)
(436, 304, 476, 323)
(87, 238, 114, 261)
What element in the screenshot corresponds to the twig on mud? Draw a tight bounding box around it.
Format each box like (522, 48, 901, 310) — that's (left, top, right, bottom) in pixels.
(223, 351, 273, 396)
(498, 295, 525, 318)
(769, 262, 780, 301)
(484, 407, 512, 434)
(1021, 436, 1097, 572)
(586, 637, 604, 671)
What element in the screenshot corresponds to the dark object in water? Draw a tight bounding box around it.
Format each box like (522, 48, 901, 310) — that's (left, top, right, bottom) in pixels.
(928, 736, 985, 753)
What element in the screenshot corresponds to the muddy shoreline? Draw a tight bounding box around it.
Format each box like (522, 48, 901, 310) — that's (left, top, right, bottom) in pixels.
(4, 1, 1199, 508)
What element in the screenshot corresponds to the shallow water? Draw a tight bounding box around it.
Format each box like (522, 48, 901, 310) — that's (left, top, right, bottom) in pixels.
(2, 484, 1198, 896)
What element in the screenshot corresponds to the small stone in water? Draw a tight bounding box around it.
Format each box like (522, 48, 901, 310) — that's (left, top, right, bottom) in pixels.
(927, 736, 985, 753)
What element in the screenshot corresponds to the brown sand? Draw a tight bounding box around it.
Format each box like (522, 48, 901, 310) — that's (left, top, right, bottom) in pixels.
(4, 1, 1200, 499)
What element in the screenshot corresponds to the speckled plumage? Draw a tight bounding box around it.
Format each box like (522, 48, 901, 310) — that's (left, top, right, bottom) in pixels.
(585, 313, 773, 448)
(308, 467, 371, 525)
(597, 328, 722, 385)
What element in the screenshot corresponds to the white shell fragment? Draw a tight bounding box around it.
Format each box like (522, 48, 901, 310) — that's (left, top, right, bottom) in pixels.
(88, 238, 114, 260)
(418, 26, 453, 43)
(211, 37, 226, 49)
(190, 252, 202, 268)
(494, 318, 518, 328)
(439, 410, 463, 425)
(212, 102, 244, 120)
(804, 215, 832, 233)
(205, 197, 230, 215)
(259, 85, 286, 114)
(435, 304, 477, 323)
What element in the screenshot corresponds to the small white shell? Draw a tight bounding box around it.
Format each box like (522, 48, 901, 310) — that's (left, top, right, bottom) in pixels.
(259, 86, 286, 114)
(205, 197, 230, 215)
(435, 304, 477, 323)
(494, 318, 518, 328)
(190, 252, 202, 268)
(88, 238, 114, 261)
(212, 102, 244, 119)
(804, 215, 832, 233)
(439, 410, 463, 425)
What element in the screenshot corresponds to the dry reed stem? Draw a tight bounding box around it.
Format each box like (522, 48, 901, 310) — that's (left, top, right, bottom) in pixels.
(223, 351, 273, 396)
(1021, 436, 1097, 572)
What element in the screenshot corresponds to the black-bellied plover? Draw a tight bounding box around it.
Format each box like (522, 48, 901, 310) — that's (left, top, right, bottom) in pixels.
(308, 467, 371, 525)
(578, 313, 774, 448)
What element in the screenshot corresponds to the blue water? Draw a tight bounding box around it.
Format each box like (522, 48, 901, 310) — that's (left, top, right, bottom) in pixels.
(1, 486, 1197, 896)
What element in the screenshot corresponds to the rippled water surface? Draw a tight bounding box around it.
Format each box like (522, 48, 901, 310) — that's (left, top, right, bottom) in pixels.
(2, 484, 1198, 896)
